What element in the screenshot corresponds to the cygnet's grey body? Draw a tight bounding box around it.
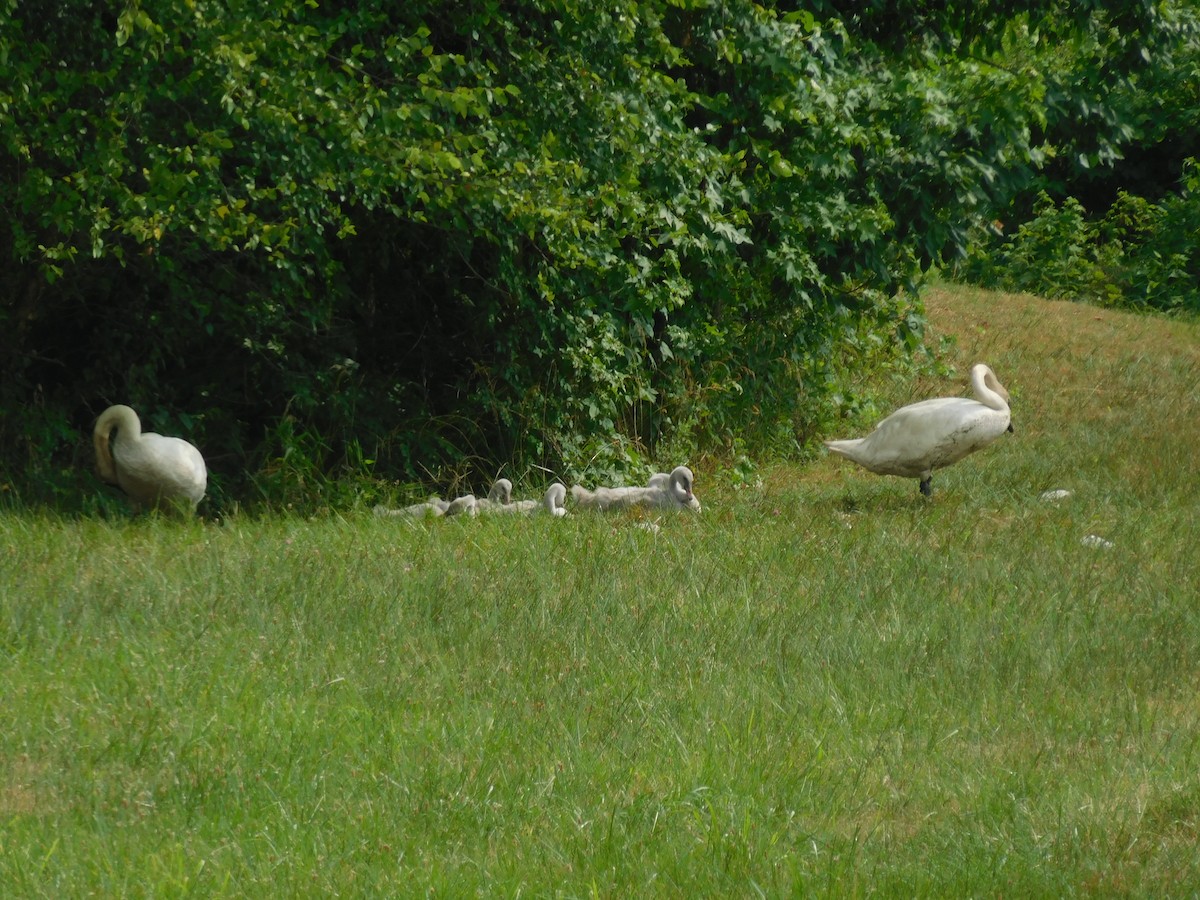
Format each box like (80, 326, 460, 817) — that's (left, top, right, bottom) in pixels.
(374, 497, 451, 518)
(571, 466, 701, 512)
(480, 482, 568, 516)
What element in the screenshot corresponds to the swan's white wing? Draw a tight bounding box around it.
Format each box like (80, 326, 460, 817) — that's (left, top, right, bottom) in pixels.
(856, 398, 1008, 476)
(120, 433, 207, 505)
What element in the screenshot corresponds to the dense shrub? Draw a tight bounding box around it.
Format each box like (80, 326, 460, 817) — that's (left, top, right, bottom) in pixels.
(0, 1, 1169, 509)
(957, 2, 1199, 315)
(957, 161, 1200, 313)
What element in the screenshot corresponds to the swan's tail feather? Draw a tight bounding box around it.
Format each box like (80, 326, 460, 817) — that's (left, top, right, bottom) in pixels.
(823, 438, 864, 460)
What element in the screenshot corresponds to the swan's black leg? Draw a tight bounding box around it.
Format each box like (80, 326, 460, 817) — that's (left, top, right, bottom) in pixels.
(919, 477, 932, 497)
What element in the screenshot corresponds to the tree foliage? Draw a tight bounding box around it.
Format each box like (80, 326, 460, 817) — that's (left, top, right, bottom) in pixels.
(958, 165, 1200, 313)
(954, 2, 1199, 314)
(0, 0, 1172, 508)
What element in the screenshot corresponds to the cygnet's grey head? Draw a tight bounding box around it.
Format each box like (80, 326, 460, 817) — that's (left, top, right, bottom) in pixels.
(544, 482, 567, 516)
(669, 466, 701, 512)
(487, 478, 513, 504)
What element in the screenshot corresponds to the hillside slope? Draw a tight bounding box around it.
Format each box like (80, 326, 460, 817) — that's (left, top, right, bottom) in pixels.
(803, 283, 1200, 509)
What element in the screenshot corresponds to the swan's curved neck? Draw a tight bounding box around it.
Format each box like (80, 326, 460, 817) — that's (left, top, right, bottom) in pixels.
(970, 366, 1009, 411)
(94, 405, 143, 483)
(488, 479, 512, 504)
(544, 484, 565, 512)
(670, 472, 693, 501)
(99, 405, 144, 442)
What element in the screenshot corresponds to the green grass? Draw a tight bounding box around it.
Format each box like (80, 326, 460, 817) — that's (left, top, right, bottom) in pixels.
(3, 285, 1200, 896)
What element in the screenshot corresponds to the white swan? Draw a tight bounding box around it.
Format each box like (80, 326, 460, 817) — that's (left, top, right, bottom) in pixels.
(570, 466, 701, 512)
(824, 363, 1013, 497)
(93, 404, 207, 512)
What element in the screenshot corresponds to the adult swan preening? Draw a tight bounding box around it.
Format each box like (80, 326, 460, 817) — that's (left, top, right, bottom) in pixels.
(823, 363, 1013, 497)
(93, 404, 208, 512)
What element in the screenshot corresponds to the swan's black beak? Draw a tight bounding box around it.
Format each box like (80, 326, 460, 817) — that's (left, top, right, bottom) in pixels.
(1007, 422, 1014, 434)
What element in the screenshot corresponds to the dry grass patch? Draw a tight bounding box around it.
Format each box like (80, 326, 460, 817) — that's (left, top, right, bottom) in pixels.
(1, 755, 51, 817)
(923, 283, 1200, 437)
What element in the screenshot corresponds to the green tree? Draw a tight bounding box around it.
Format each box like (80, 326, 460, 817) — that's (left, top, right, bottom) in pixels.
(0, 0, 1172, 508)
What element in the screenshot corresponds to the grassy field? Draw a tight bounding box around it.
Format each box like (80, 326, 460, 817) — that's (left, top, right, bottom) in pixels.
(3, 284, 1199, 896)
